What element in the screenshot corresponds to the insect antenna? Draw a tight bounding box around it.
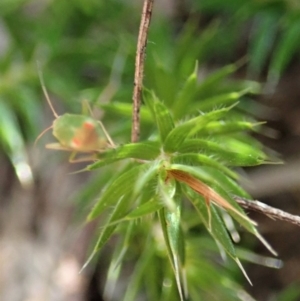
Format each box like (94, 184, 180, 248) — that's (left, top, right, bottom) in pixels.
(37, 63, 59, 119)
(98, 121, 115, 147)
(83, 99, 115, 147)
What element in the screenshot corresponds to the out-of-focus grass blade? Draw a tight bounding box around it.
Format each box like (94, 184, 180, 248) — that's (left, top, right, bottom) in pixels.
(248, 13, 278, 77)
(236, 248, 282, 269)
(123, 237, 155, 301)
(196, 59, 247, 98)
(100, 102, 153, 123)
(0, 101, 33, 188)
(173, 62, 198, 119)
(147, 63, 177, 107)
(191, 90, 249, 113)
(268, 18, 300, 87)
(10, 88, 42, 137)
(276, 282, 300, 301)
(175, 21, 219, 78)
(104, 221, 135, 300)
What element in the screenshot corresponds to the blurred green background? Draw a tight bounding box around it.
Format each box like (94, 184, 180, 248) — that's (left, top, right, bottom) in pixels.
(1, 0, 300, 300)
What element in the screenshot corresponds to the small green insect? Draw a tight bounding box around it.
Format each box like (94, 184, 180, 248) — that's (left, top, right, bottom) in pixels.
(36, 69, 114, 162)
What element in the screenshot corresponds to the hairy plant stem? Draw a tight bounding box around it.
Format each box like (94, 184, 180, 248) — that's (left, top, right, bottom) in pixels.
(131, 0, 154, 143)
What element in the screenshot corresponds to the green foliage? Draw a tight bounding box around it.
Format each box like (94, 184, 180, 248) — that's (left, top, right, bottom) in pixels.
(191, 0, 300, 87)
(0, 1, 293, 300)
(0, 0, 135, 185)
(81, 55, 278, 299)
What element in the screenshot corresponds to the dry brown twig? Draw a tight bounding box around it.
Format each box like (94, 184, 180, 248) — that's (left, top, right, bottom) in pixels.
(131, 0, 154, 143)
(233, 195, 300, 227)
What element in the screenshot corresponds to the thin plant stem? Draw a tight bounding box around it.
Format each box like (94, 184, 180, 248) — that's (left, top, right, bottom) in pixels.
(233, 195, 300, 227)
(131, 0, 154, 143)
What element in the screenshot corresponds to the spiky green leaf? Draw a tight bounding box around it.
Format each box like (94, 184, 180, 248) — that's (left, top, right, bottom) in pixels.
(192, 90, 249, 113)
(197, 120, 264, 136)
(144, 90, 175, 143)
(82, 192, 133, 271)
(172, 153, 237, 179)
(88, 162, 151, 220)
(185, 188, 237, 259)
(173, 62, 198, 118)
(164, 105, 236, 152)
(126, 197, 163, 219)
(178, 138, 267, 166)
(154, 101, 175, 143)
(87, 141, 160, 170)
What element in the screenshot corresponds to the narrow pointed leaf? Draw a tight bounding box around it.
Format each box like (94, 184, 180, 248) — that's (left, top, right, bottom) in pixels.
(147, 64, 177, 106)
(172, 153, 238, 179)
(126, 197, 163, 219)
(185, 188, 237, 259)
(215, 136, 268, 162)
(123, 237, 155, 301)
(167, 165, 256, 227)
(197, 61, 246, 98)
(188, 166, 276, 255)
(197, 120, 264, 136)
(178, 138, 267, 166)
(154, 101, 175, 143)
(199, 166, 251, 198)
(248, 13, 278, 77)
(87, 142, 160, 170)
(88, 163, 151, 220)
(143, 89, 158, 123)
(186, 188, 254, 284)
(82, 192, 133, 271)
(158, 171, 177, 211)
(268, 19, 300, 86)
(164, 105, 235, 152)
(164, 197, 186, 301)
(192, 90, 249, 113)
(173, 62, 198, 118)
(134, 160, 160, 195)
(158, 208, 185, 301)
(144, 90, 175, 143)
(0, 101, 33, 188)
